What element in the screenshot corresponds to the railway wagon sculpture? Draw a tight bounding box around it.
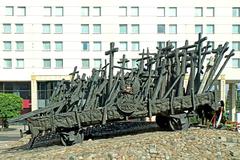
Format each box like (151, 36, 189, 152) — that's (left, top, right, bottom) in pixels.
(9, 33, 234, 148)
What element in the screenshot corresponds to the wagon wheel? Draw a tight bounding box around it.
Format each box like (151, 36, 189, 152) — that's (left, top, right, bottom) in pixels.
(181, 117, 190, 130)
(60, 133, 73, 146)
(156, 115, 171, 130)
(169, 118, 182, 131)
(74, 132, 84, 144)
(169, 115, 190, 131)
(60, 131, 84, 146)
(156, 114, 190, 131)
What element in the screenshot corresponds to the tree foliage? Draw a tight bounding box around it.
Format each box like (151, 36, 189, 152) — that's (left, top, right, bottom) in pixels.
(0, 93, 22, 128)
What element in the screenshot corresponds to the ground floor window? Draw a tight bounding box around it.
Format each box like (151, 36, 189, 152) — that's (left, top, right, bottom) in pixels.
(0, 82, 31, 99)
(0, 82, 31, 114)
(37, 81, 58, 109)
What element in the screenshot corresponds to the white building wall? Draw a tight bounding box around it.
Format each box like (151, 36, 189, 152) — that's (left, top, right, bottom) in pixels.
(0, 0, 239, 80)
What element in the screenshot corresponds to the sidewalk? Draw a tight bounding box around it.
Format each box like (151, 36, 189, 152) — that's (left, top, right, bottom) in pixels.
(0, 125, 27, 143)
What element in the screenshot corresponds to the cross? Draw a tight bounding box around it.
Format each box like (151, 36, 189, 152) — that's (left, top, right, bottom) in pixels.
(178, 40, 196, 50)
(154, 52, 163, 73)
(145, 57, 155, 69)
(194, 33, 207, 45)
(139, 48, 156, 57)
(194, 33, 207, 91)
(69, 66, 79, 82)
(105, 42, 119, 94)
(117, 54, 130, 76)
(208, 49, 235, 90)
(200, 41, 212, 66)
(117, 54, 130, 65)
(139, 48, 156, 72)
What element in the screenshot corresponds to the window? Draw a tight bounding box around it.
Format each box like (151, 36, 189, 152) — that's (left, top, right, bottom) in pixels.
(119, 42, 128, 51)
(131, 41, 140, 51)
(195, 24, 203, 33)
(93, 24, 101, 34)
(43, 41, 51, 51)
(232, 7, 240, 17)
(17, 7, 26, 16)
(82, 59, 90, 69)
(232, 41, 240, 51)
(195, 7, 203, 17)
(119, 24, 128, 34)
(232, 25, 240, 34)
(157, 41, 166, 48)
(131, 7, 139, 16)
(208, 41, 215, 50)
(81, 41, 89, 51)
(16, 59, 24, 69)
(171, 41, 177, 48)
(16, 41, 24, 51)
(169, 24, 177, 34)
(94, 59, 102, 69)
(169, 7, 177, 17)
(132, 59, 139, 68)
(55, 24, 63, 33)
(157, 24, 165, 33)
(3, 59, 12, 69)
(42, 24, 51, 34)
(55, 7, 63, 16)
(43, 59, 51, 69)
(44, 6, 52, 16)
(55, 41, 63, 51)
(157, 7, 165, 17)
(15, 24, 24, 33)
(206, 7, 214, 17)
(206, 24, 214, 34)
(131, 24, 139, 34)
(3, 41, 11, 51)
(81, 7, 89, 16)
(232, 58, 240, 68)
(119, 6, 127, 16)
(93, 41, 102, 51)
(3, 24, 11, 33)
(93, 7, 101, 16)
(5, 6, 14, 16)
(81, 24, 89, 34)
(55, 59, 63, 69)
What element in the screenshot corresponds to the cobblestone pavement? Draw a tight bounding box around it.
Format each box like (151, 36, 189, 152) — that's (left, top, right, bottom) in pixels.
(0, 128, 240, 160)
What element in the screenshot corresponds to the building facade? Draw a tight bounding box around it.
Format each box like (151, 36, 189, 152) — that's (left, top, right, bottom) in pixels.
(0, 0, 239, 113)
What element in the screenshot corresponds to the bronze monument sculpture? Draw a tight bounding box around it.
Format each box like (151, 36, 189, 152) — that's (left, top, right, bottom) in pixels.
(9, 33, 234, 148)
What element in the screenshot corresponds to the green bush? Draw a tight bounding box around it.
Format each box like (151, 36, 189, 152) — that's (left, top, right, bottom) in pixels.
(0, 93, 22, 129)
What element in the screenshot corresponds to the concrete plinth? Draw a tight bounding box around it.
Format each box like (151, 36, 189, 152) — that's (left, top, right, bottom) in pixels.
(219, 75, 226, 110)
(229, 83, 237, 122)
(31, 75, 38, 111)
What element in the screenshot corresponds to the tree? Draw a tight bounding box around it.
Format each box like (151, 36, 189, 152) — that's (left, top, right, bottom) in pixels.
(0, 93, 22, 129)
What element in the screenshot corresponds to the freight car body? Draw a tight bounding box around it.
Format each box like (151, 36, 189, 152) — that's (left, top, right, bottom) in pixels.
(9, 34, 234, 147)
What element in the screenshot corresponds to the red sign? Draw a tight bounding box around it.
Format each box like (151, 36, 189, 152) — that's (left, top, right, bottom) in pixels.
(22, 99, 31, 109)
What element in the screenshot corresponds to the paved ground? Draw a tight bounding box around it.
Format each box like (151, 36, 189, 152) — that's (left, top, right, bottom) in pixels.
(0, 128, 240, 160)
(0, 125, 27, 142)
